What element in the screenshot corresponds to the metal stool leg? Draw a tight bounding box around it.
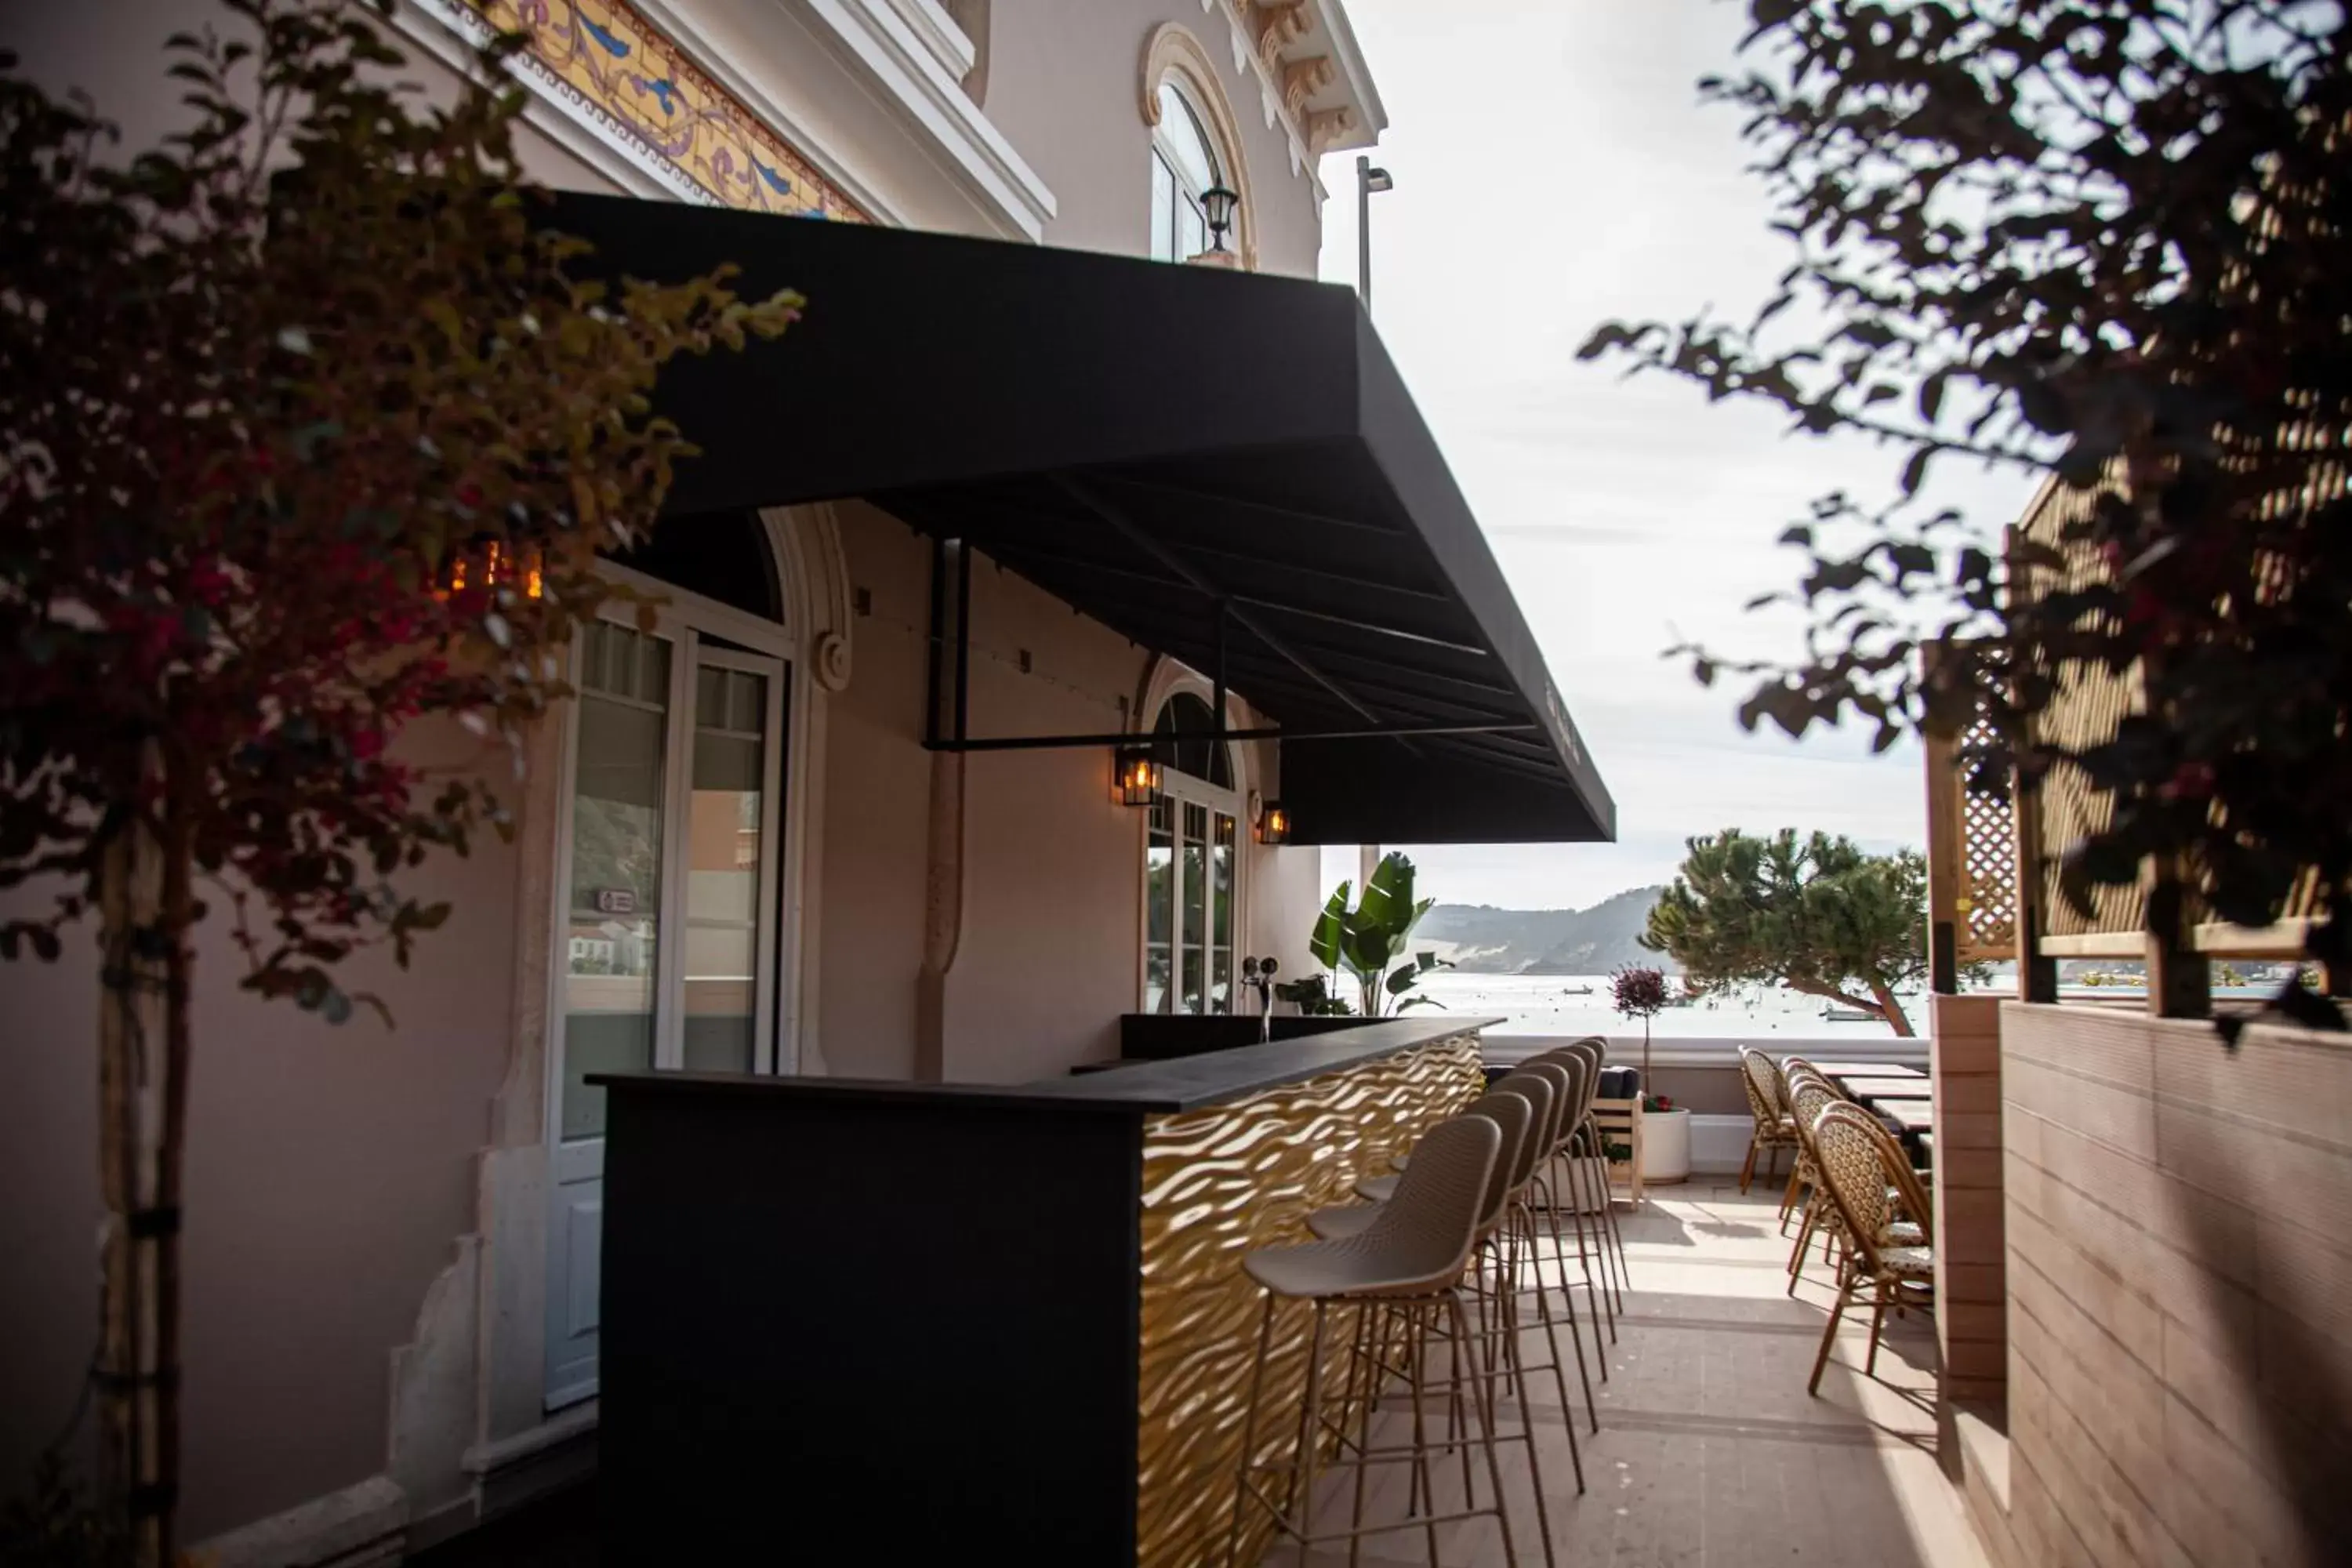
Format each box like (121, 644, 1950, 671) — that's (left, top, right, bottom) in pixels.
(1448, 1290, 1520, 1568)
(1225, 1293, 1279, 1567)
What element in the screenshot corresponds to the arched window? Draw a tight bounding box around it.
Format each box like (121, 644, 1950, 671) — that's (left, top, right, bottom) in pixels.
(1143, 691, 1241, 1015)
(1149, 79, 1229, 263)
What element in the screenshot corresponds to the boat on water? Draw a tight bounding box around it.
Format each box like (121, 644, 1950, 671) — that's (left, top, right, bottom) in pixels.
(1559, 984, 1594, 996)
(1820, 1005, 1878, 1023)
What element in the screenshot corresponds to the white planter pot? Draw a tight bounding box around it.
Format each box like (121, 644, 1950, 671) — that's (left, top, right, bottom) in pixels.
(1641, 1107, 1693, 1185)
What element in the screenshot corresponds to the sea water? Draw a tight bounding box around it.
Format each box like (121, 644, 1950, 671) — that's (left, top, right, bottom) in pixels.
(1407, 970, 1930, 1038)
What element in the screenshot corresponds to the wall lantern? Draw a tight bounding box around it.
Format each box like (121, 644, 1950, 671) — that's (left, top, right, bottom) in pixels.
(1115, 745, 1164, 808)
(1201, 183, 1239, 253)
(1255, 801, 1291, 844)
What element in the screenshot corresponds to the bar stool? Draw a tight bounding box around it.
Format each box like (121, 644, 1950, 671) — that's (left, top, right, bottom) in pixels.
(1559, 1038, 1634, 1303)
(1318, 1086, 1577, 1550)
(1541, 1042, 1631, 1313)
(1483, 1072, 1596, 1478)
(1523, 1054, 1622, 1344)
(1512, 1058, 1617, 1377)
(1226, 1115, 1519, 1568)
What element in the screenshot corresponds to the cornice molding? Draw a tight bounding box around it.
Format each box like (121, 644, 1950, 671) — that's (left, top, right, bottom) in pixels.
(1204, 0, 1380, 183)
(801, 0, 1056, 241)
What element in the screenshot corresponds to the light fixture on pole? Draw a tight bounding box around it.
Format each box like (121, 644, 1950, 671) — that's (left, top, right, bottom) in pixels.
(1356, 155, 1393, 312)
(1201, 183, 1239, 255)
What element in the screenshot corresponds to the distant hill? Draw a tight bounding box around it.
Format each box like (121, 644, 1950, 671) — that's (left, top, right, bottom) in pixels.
(1417, 886, 1671, 975)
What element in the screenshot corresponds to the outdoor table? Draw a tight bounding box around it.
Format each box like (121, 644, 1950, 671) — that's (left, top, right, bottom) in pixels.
(1824, 1062, 1925, 1081)
(1879, 1100, 1935, 1137)
(1838, 1076, 1935, 1104)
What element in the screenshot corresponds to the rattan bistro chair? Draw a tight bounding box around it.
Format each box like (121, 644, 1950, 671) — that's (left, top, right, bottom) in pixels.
(1783, 1072, 1848, 1290)
(1227, 1115, 1520, 1567)
(1806, 1102, 1937, 1395)
(1737, 1046, 1803, 1194)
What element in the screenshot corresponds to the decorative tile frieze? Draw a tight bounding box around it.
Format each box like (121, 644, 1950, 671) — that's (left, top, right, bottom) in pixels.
(466, 1, 869, 220)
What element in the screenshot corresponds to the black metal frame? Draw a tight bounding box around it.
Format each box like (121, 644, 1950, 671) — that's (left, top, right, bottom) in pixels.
(920, 530, 1537, 755)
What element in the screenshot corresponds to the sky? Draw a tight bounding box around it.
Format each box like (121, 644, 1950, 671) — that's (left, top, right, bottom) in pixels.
(1310, 0, 2035, 912)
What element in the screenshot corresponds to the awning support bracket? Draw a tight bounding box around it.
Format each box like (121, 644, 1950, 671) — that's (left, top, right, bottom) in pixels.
(1050, 474, 1422, 756)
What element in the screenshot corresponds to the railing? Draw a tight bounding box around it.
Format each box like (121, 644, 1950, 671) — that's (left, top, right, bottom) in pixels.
(1925, 477, 2332, 1017)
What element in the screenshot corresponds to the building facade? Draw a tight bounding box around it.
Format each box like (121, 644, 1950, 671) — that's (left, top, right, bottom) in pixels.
(0, 2, 1392, 1558)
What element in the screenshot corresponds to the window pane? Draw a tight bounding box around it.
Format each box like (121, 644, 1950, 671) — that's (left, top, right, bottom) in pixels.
(1147, 801, 1174, 946)
(1212, 813, 1235, 1015)
(1150, 153, 1175, 263)
(1182, 803, 1207, 1014)
(1178, 199, 1204, 264)
(1212, 817, 1234, 947)
(1145, 945, 1172, 1014)
(561, 627, 670, 1139)
(682, 663, 768, 1076)
(1156, 81, 1218, 192)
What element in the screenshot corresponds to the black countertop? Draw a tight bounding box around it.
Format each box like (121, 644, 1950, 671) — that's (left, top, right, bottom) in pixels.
(590, 1014, 1497, 1116)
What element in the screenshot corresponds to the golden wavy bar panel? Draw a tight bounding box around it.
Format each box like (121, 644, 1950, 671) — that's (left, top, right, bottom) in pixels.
(589, 1014, 1494, 1564)
(1136, 1033, 1482, 1568)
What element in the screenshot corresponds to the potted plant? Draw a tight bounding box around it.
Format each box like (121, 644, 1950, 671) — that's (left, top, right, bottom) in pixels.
(1613, 965, 1691, 1183)
(1294, 852, 1450, 1017)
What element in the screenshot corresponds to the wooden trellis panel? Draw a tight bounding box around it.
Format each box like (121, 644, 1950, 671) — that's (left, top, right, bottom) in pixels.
(1953, 702, 2017, 964)
(1925, 642, 2019, 982)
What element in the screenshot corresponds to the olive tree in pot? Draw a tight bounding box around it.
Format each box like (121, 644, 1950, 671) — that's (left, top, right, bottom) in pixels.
(1613, 965, 1690, 1183)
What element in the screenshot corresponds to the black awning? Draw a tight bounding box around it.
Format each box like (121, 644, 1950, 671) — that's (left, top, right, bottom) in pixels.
(547, 192, 1613, 844)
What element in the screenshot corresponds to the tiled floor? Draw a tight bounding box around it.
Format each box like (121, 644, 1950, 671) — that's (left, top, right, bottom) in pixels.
(416, 1181, 1988, 1568)
(1255, 1179, 1991, 1568)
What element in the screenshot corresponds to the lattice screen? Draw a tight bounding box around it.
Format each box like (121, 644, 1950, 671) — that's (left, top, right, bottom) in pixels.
(1952, 703, 2017, 964)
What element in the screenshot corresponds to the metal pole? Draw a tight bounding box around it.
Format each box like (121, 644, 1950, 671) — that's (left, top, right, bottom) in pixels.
(1356, 154, 1372, 312)
(953, 539, 971, 746)
(1211, 600, 1229, 742)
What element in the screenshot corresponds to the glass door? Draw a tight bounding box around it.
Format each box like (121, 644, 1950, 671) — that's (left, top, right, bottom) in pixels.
(546, 621, 786, 1408)
(676, 648, 784, 1075)
(1144, 782, 1239, 1015)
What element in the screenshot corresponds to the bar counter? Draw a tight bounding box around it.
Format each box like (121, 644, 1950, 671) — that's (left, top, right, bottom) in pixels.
(591, 1015, 1493, 1566)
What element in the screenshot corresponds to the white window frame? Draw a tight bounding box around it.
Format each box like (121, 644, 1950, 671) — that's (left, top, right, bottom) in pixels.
(1149, 77, 1227, 264)
(1138, 694, 1247, 1015)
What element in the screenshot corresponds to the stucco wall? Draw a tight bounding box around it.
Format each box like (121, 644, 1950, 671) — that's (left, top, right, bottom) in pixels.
(1998, 1004, 2352, 1566)
(811, 503, 933, 1080)
(5, 0, 622, 198)
(987, 0, 1327, 276)
(0, 719, 524, 1542)
(0, 2, 582, 1542)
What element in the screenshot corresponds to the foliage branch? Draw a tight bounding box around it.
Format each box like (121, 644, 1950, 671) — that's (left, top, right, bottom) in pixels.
(1642, 829, 1929, 1036)
(1580, 0, 2352, 1016)
(0, 2, 801, 1557)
